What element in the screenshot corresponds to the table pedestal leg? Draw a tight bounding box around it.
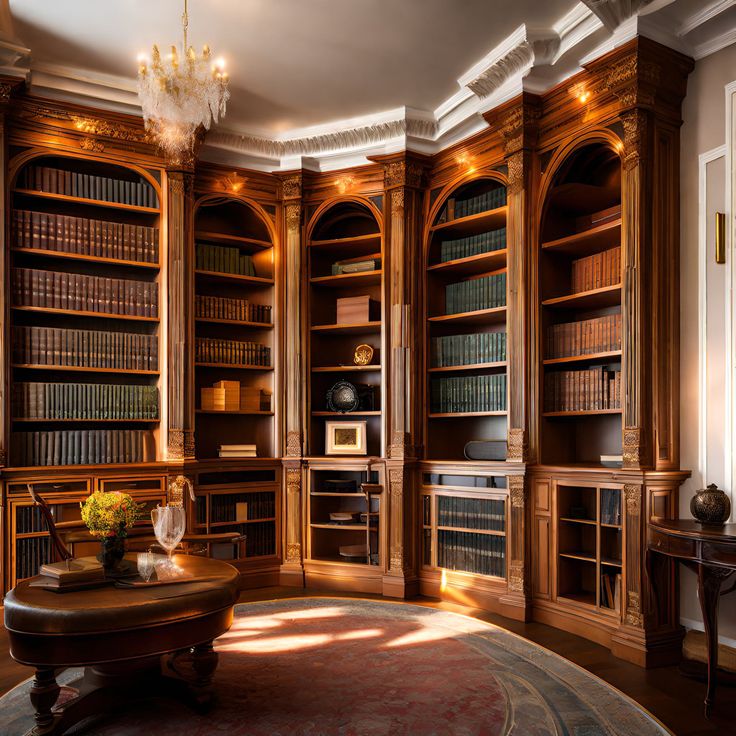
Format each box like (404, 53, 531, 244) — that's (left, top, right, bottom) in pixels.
(29, 668, 60, 735)
(696, 564, 734, 717)
(191, 641, 218, 709)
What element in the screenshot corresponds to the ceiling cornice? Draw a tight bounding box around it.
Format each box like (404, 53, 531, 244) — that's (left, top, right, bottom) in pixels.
(4, 0, 731, 171)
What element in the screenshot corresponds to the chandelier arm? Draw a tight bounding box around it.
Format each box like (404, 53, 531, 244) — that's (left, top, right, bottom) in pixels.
(182, 0, 188, 53)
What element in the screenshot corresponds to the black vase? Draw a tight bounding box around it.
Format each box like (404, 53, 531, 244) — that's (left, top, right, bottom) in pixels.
(690, 484, 731, 525)
(98, 536, 126, 573)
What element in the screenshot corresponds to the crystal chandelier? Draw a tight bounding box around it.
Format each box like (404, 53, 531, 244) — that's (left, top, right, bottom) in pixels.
(137, 0, 229, 159)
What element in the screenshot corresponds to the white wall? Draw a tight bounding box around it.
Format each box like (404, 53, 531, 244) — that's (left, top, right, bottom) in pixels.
(680, 42, 736, 645)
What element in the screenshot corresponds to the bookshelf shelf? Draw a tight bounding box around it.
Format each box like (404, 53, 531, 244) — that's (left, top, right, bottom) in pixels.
(11, 306, 159, 323)
(11, 364, 159, 375)
(195, 230, 271, 251)
(559, 551, 596, 563)
(194, 317, 273, 329)
(311, 411, 381, 417)
(428, 306, 507, 326)
(194, 270, 274, 287)
(542, 284, 621, 310)
(309, 270, 382, 288)
(310, 523, 371, 531)
(428, 361, 506, 373)
(13, 188, 159, 214)
(310, 492, 368, 498)
(311, 321, 381, 335)
(11, 248, 160, 270)
(195, 410, 274, 416)
(542, 351, 621, 366)
(195, 362, 273, 371)
(427, 249, 507, 277)
(429, 410, 507, 418)
(542, 409, 622, 417)
(430, 205, 507, 237)
(12, 417, 159, 423)
(311, 365, 381, 373)
(541, 218, 621, 256)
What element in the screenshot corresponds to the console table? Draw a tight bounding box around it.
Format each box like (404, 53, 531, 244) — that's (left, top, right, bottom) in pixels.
(4, 554, 240, 735)
(648, 519, 736, 716)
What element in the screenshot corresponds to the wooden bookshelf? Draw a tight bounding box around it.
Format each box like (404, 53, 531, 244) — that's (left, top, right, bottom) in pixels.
(307, 200, 384, 457)
(8, 154, 162, 468)
(194, 196, 277, 461)
(425, 176, 509, 460)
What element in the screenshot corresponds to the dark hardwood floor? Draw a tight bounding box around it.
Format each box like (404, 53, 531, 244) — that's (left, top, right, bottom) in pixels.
(2, 587, 734, 735)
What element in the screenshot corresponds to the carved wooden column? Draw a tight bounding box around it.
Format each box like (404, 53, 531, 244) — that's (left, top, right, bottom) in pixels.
(375, 153, 428, 598)
(165, 164, 196, 461)
(279, 173, 305, 586)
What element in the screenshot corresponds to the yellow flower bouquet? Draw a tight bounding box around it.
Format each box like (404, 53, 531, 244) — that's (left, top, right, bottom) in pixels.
(80, 491, 143, 539)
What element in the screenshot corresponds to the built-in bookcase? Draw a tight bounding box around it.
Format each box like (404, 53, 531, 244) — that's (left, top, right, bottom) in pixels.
(425, 177, 508, 460)
(307, 200, 383, 456)
(539, 143, 622, 466)
(8, 154, 162, 467)
(194, 197, 276, 460)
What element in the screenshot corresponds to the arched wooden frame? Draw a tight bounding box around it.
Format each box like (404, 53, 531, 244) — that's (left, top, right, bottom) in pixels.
(8, 148, 164, 202)
(193, 192, 278, 248)
(306, 194, 384, 242)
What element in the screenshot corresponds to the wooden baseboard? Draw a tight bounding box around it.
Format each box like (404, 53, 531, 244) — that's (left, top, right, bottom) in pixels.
(683, 629, 736, 673)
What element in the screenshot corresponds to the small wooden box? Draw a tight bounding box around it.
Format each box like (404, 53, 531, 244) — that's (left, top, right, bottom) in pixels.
(336, 295, 371, 324)
(240, 387, 272, 412)
(202, 382, 240, 411)
(214, 380, 240, 409)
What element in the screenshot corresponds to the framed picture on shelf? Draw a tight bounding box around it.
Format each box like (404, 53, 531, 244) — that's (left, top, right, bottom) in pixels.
(325, 420, 367, 455)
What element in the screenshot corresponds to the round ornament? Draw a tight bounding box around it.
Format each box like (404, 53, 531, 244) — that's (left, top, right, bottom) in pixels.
(353, 344, 374, 366)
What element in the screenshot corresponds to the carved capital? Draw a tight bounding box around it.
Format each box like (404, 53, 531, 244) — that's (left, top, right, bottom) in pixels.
(508, 475, 526, 509)
(605, 53, 660, 110)
(285, 202, 301, 232)
(384, 160, 424, 189)
(621, 109, 647, 171)
(390, 187, 405, 214)
(506, 428, 527, 462)
(624, 484, 642, 517)
(623, 426, 642, 468)
(286, 467, 301, 495)
(508, 560, 528, 594)
(506, 152, 524, 196)
(625, 590, 643, 628)
(389, 467, 404, 499)
(286, 431, 302, 458)
(281, 174, 302, 200)
(286, 542, 302, 563)
(71, 114, 151, 144)
(168, 429, 195, 460)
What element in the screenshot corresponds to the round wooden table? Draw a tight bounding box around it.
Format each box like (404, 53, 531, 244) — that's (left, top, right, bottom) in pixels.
(4, 554, 240, 736)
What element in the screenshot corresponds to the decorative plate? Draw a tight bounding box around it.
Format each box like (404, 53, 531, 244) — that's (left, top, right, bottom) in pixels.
(353, 343, 374, 366)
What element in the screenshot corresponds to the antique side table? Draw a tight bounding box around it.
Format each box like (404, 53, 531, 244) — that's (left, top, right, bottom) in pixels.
(4, 554, 240, 735)
(648, 519, 736, 716)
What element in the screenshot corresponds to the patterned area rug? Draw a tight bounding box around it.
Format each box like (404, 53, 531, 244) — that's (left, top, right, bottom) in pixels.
(1, 598, 669, 735)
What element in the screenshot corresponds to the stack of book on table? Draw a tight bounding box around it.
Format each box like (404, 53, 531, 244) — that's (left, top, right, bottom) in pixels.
(33, 557, 105, 590)
(218, 444, 257, 458)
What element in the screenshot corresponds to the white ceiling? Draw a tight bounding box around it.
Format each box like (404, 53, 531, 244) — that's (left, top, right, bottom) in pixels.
(3, 0, 736, 171)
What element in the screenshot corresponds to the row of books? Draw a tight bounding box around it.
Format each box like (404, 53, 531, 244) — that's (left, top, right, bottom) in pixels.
(543, 367, 621, 413)
(431, 331, 506, 367)
(13, 209, 159, 263)
(15, 505, 51, 534)
(546, 313, 621, 359)
(195, 337, 271, 367)
(437, 530, 506, 577)
(195, 295, 272, 324)
(13, 429, 156, 466)
(431, 374, 507, 414)
(446, 187, 507, 221)
(570, 246, 620, 294)
(600, 572, 621, 611)
(19, 165, 157, 208)
(196, 243, 256, 276)
(13, 268, 159, 318)
(210, 491, 275, 523)
(439, 227, 506, 264)
(437, 496, 505, 532)
(209, 519, 276, 559)
(12, 326, 158, 371)
(601, 488, 622, 526)
(16, 537, 51, 581)
(12, 382, 159, 420)
(445, 272, 506, 315)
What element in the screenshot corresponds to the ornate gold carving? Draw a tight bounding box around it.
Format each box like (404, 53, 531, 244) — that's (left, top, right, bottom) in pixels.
(621, 109, 646, 171)
(389, 431, 407, 459)
(508, 475, 526, 508)
(285, 203, 301, 231)
(624, 484, 642, 516)
(606, 54, 660, 95)
(508, 560, 527, 594)
(286, 467, 301, 494)
(391, 188, 405, 213)
(286, 431, 302, 457)
(281, 175, 301, 200)
(168, 475, 194, 506)
(506, 152, 524, 196)
(389, 467, 404, 498)
(625, 591, 643, 627)
(70, 115, 150, 144)
(384, 160, 423, 189)
(80, 137, 104, 153)
(167, 429, 195, 460)
(286, 542, 302, 562)
(623, 426, 642, 467)
(506, 428, 527, 462)
(168, 174, 185, 196)
(0, 82, 15, 104)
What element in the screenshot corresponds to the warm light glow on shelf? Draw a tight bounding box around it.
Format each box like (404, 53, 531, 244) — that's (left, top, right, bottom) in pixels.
(334, 175, 356, 194)
(456, 152, 476, 173)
